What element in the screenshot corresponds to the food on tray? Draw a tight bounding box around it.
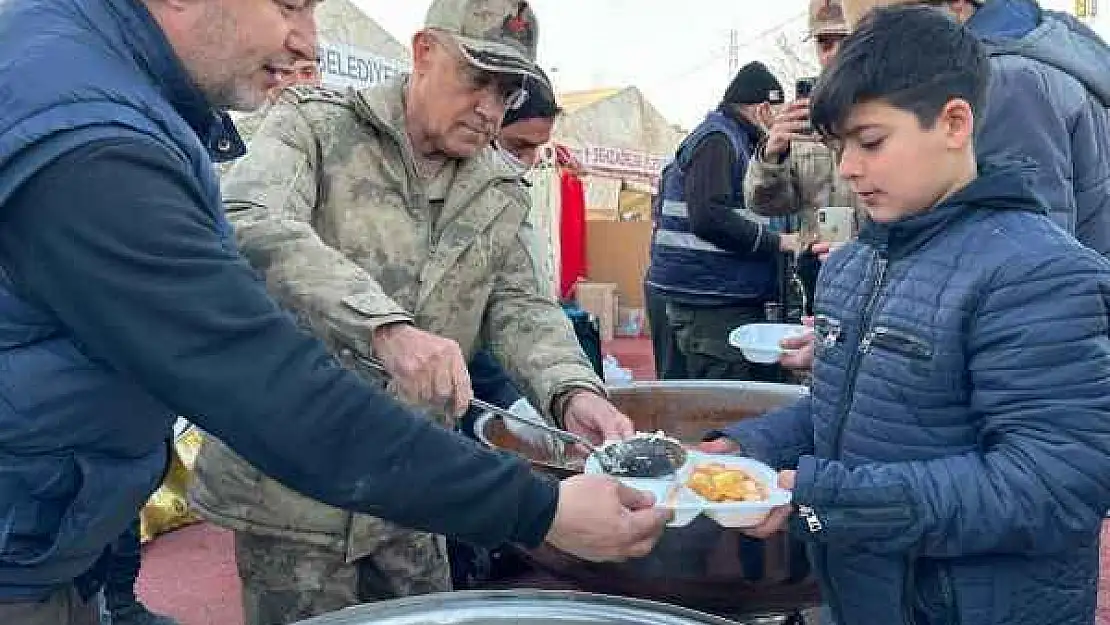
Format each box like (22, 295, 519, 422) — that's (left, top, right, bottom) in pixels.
(686, 463, 768, 502)
(600, 430, 687, 478)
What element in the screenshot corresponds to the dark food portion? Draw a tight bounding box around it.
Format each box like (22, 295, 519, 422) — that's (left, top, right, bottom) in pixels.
(601, 434, 688, 478)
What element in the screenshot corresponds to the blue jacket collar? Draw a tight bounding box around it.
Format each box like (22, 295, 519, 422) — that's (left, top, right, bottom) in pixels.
(858, 160, 1046, 258)
(104, 0, 245, 161)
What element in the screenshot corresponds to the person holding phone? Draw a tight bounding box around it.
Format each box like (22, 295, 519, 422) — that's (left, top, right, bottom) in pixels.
(742, 0, 864, 377)
(744, 0, 865, 271)
(746, 0, 864, 237)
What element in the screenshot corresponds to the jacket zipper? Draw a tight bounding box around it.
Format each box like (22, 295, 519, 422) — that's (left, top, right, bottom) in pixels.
(815, 247, 891, 625)
(864, 325, 933, 360)
(940, 561, 960, 624)
(362, 115, 433, 249)
(831, 248, 890, 456)
(903, 551, 919, 625)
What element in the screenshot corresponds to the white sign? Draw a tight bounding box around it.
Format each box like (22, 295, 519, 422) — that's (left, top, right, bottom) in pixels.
(567, 144, 668, 185)
(316, 40, 410, 91)
(575, 144, 667, 179)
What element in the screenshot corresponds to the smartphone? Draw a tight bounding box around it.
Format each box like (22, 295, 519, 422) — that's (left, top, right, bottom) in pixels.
(817, 206, 855, 244)
(795, 77, 818, 100)
(795, 77, 818, 134)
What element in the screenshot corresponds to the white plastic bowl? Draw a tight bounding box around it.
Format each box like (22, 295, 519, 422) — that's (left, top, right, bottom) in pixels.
(585, 450, 791, 529)
(728, 323, 809, 364)
(678, 453, 792, 528)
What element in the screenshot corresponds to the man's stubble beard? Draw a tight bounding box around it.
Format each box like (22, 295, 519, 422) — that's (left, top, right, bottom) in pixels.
(184, 2, 268, 112)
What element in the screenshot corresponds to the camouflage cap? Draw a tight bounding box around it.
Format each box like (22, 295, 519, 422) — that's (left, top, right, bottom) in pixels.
(808, 0, 851, 38)
(424, 0, 545, 84)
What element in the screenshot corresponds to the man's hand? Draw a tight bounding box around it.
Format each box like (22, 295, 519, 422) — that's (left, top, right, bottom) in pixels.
(561, 391, 635, 444)
(545, 474, 671, 562)
(371, 323, 472, 416)
(764, 100, 815, 161)
(779, 316, 815, 371)
(741, 470, 796, 540)
(779, 233, 801, 254)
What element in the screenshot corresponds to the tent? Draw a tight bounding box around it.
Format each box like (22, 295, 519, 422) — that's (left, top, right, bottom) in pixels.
(557, 86, 685, 158)
(553, 86, 685, 221)
(546, 87, 687, 316)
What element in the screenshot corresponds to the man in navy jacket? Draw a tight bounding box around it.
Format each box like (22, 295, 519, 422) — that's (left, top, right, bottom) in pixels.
(0, 1, 667, 622)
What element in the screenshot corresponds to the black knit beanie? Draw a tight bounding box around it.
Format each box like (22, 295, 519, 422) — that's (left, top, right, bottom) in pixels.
(720, 61, 785, 107)
(504, 68, 559, 126)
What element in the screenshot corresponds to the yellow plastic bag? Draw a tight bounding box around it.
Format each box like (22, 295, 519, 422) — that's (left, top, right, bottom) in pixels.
(139, 419, 204, 543)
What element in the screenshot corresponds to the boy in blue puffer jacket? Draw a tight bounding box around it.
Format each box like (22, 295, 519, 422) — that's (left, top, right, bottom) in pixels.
(704, 6, 1110, 624)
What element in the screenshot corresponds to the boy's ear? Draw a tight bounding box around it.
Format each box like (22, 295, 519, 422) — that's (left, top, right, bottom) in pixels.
(940, 98, 975, 150)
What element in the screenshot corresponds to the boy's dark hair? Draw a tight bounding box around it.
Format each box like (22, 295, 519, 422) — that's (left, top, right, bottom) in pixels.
(810, 4, 989, 138)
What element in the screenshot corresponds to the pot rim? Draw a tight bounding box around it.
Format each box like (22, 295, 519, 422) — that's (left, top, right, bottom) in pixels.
(290, 589, 743, 624)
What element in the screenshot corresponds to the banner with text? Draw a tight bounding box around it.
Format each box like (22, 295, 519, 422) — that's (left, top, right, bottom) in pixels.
(316, 40, 410, 91)
(570, 144, 668, 185)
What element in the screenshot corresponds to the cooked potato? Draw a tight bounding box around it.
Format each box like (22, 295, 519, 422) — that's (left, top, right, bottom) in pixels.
(686, 464, 768, 502)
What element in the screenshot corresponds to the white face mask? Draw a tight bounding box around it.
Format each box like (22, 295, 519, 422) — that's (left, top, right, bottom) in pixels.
(495, 142, 532, 176)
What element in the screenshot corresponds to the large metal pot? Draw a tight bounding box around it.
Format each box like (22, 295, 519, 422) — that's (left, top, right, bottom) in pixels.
(291, 590, 747, 624)
(474, 381, 821, 618)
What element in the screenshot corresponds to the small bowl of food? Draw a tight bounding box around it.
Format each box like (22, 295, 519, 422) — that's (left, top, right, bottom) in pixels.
(586, 446, 791, 529)
(584, 431, 701, 527)
(678, 452, 792, 528)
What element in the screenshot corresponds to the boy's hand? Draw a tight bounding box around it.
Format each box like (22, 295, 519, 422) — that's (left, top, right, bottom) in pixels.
(697, 438, 740, 454)
(741, 470, 796, 539)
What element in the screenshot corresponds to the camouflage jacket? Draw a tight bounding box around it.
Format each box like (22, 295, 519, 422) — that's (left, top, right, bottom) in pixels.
(190, 78, 601, 558)
(743, 138, 864, 242)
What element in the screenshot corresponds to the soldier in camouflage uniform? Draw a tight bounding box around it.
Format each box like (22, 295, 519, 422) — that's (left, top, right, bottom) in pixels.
(743, 0, 864, 246)
(189, 2, 637, 624)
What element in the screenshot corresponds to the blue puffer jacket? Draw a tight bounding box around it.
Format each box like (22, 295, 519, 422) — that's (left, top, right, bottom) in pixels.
(970, 0, 1110, 256)
(723, 164, 1110, 625)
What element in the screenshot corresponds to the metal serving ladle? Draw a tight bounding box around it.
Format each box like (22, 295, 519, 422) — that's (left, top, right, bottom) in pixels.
(349, 352, 686, 477)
